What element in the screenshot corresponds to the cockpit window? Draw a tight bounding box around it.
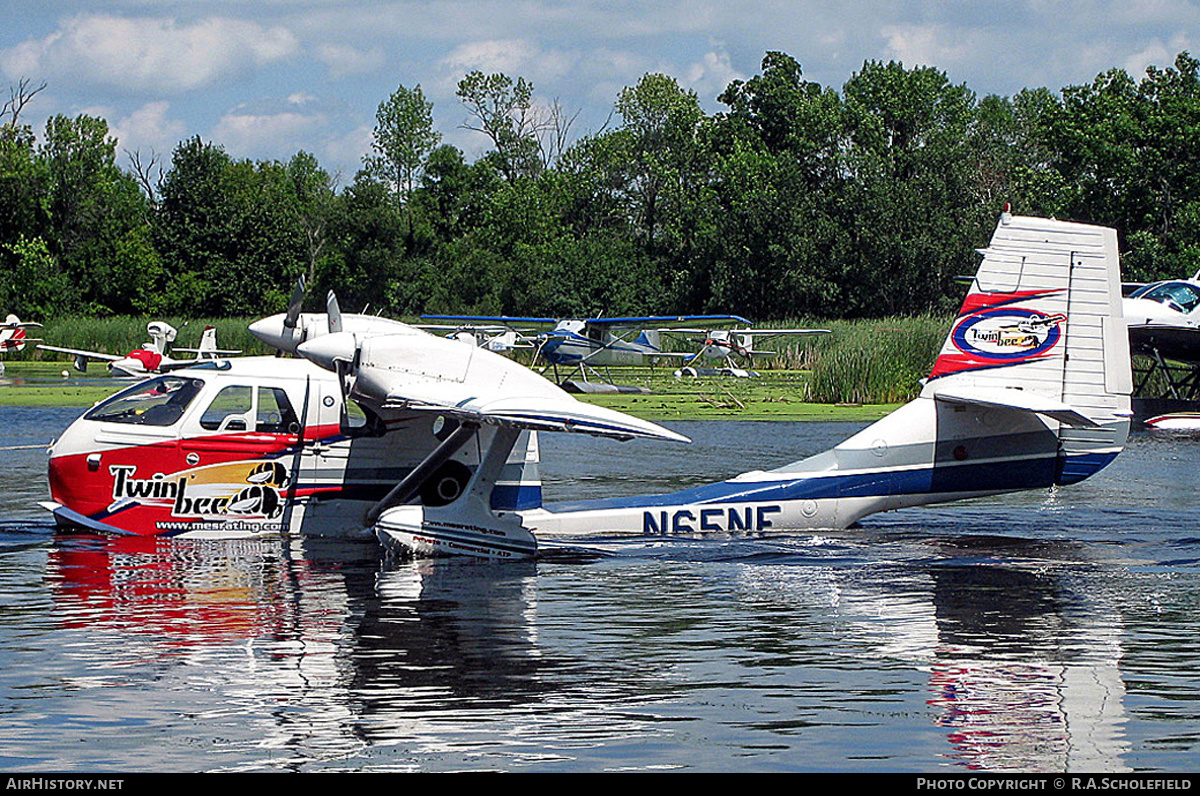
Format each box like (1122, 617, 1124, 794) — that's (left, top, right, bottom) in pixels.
(84, 376, 204, 426)
(1130, 281, 1200, 312)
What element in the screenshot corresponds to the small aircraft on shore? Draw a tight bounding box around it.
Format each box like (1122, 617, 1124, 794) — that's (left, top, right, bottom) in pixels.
(0, 314, 42, 375)
(1121, 274, 1200, 427)
(38, 322, 240, 378)
(421, 313, 754, 391)
(670, 326, 831, 378)
(0, 314, 41, 353)
(279, 212, 1132, 560)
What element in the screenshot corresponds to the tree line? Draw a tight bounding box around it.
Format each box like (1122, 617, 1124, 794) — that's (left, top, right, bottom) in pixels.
(2, 51, 1198, 324)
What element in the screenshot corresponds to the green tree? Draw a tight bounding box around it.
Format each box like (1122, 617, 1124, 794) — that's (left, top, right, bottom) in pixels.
(364, 84, 440, 224)
(37, 114, 159, 315)
(155, 137, 306, 316)
(840, 61, 983, 316)
(456, 71, 542, 182)
(706, 53, 849, 319)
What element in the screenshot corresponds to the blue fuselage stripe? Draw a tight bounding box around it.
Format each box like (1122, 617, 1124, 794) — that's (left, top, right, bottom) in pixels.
(542, 452, 1117, 513)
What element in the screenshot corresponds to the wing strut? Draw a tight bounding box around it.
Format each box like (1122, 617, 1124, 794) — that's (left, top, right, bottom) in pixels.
(364, 421, 480, 525)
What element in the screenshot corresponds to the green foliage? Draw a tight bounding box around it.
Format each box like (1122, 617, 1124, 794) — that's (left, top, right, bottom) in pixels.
(3, 51, 1200, 327)
(804, 316, 949, 404)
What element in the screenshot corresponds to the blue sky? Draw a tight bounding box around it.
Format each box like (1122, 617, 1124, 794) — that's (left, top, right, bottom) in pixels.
(2, 1, 1196, 184)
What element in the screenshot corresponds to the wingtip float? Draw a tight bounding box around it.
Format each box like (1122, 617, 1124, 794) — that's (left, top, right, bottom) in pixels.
(43, 213, 1131, 560)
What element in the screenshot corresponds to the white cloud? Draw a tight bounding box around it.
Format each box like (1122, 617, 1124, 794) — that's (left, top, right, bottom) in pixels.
(316, 42, 385, 78)
(440, 39, 545, 80)
(1, 14, 299, 94)
(107, 100, 188, 154)
(1123, 34, 1195, 78)
(211, 105, 328, 161)
(683, 48, 746, 102)
(881, 23, 976, 70)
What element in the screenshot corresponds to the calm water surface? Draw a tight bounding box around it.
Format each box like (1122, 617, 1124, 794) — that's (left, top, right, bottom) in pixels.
(0, 406, 1196, 772)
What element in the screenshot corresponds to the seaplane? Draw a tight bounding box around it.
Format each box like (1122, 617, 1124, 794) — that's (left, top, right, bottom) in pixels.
(421, 313, 752, 392)
(38, 322, 240, 378)
(271, 211, 1130, 560)
(670, 326, 831, 378)
(41, 213, 1132, 555)
(0, 314, 42, 375)
(40, 288, 677, 539)
(1121, 274, 1200, 429)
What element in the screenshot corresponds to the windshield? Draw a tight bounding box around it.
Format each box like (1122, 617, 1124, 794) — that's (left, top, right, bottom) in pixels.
(84, 375, 204, 427)
(1129, 281, 1200, 312)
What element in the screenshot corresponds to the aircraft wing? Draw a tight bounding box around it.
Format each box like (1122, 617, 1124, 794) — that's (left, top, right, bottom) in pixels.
(737, 328, 832, 338)
(36, 344, 122, 363)
(930, 384, 1101, 428)
(585, 314, 751, 329)
(421, 314, 558, 328)
(298, 330, 690, 444)
(1128, 323, 1200, 364)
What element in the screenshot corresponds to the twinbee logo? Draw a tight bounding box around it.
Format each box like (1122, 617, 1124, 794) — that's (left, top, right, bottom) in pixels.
(109, 459, 289, 520)
(951, 308, 1065, 361)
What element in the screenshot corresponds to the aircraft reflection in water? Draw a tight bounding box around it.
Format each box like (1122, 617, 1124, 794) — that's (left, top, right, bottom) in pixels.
(38, 529, 1131, 771)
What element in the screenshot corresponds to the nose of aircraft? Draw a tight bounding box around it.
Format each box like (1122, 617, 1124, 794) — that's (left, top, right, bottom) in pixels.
(297, 331, 357, 371)
(248, 314, 296, 352)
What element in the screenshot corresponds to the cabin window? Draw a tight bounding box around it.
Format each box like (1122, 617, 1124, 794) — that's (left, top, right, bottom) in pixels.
(200, 385, 253, 431)
(257, 387, 299, 434)
(84, 376, 204, 427)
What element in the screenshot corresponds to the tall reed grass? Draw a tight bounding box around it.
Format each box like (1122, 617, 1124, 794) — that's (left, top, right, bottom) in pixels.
(795, 316, 949, 404)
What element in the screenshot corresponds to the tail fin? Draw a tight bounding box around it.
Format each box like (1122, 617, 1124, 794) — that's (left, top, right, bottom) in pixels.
(925, 212, 1132, 429)
(198, 326, 217, 355)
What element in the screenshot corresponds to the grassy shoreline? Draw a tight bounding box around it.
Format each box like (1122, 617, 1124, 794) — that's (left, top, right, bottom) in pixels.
(0, 361, 900, 421)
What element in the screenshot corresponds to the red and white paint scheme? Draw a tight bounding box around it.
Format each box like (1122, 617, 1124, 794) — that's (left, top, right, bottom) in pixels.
(0, 314, 40, 355)
(39, 322, 240, 378)
(42, 355, 543, 539)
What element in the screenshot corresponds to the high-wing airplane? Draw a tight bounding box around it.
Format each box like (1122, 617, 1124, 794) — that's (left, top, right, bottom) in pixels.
(281, 212, 1133, 560)
(1121, 274, 1200, 428)
(670, 326, 831, 377)
(38, 322, 240, 378)
(421, 313, 752, 390)
(0, 314, 42, 376)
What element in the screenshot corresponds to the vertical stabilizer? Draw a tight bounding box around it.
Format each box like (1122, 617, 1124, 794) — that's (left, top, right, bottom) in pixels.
(924, 213, 1131, 426)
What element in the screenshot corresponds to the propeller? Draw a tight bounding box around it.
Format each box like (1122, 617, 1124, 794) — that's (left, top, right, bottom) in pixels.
(284, 275, 306, 330)
(326, 290, 343, 334)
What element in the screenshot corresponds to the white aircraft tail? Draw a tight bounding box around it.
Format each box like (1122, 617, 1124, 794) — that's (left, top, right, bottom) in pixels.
(921, 211, 1132, 483)
(197, 325, 217, 355)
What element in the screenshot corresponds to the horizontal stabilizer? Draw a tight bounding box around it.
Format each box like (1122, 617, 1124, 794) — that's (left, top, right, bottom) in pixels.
(931, 384, 1100, 428)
